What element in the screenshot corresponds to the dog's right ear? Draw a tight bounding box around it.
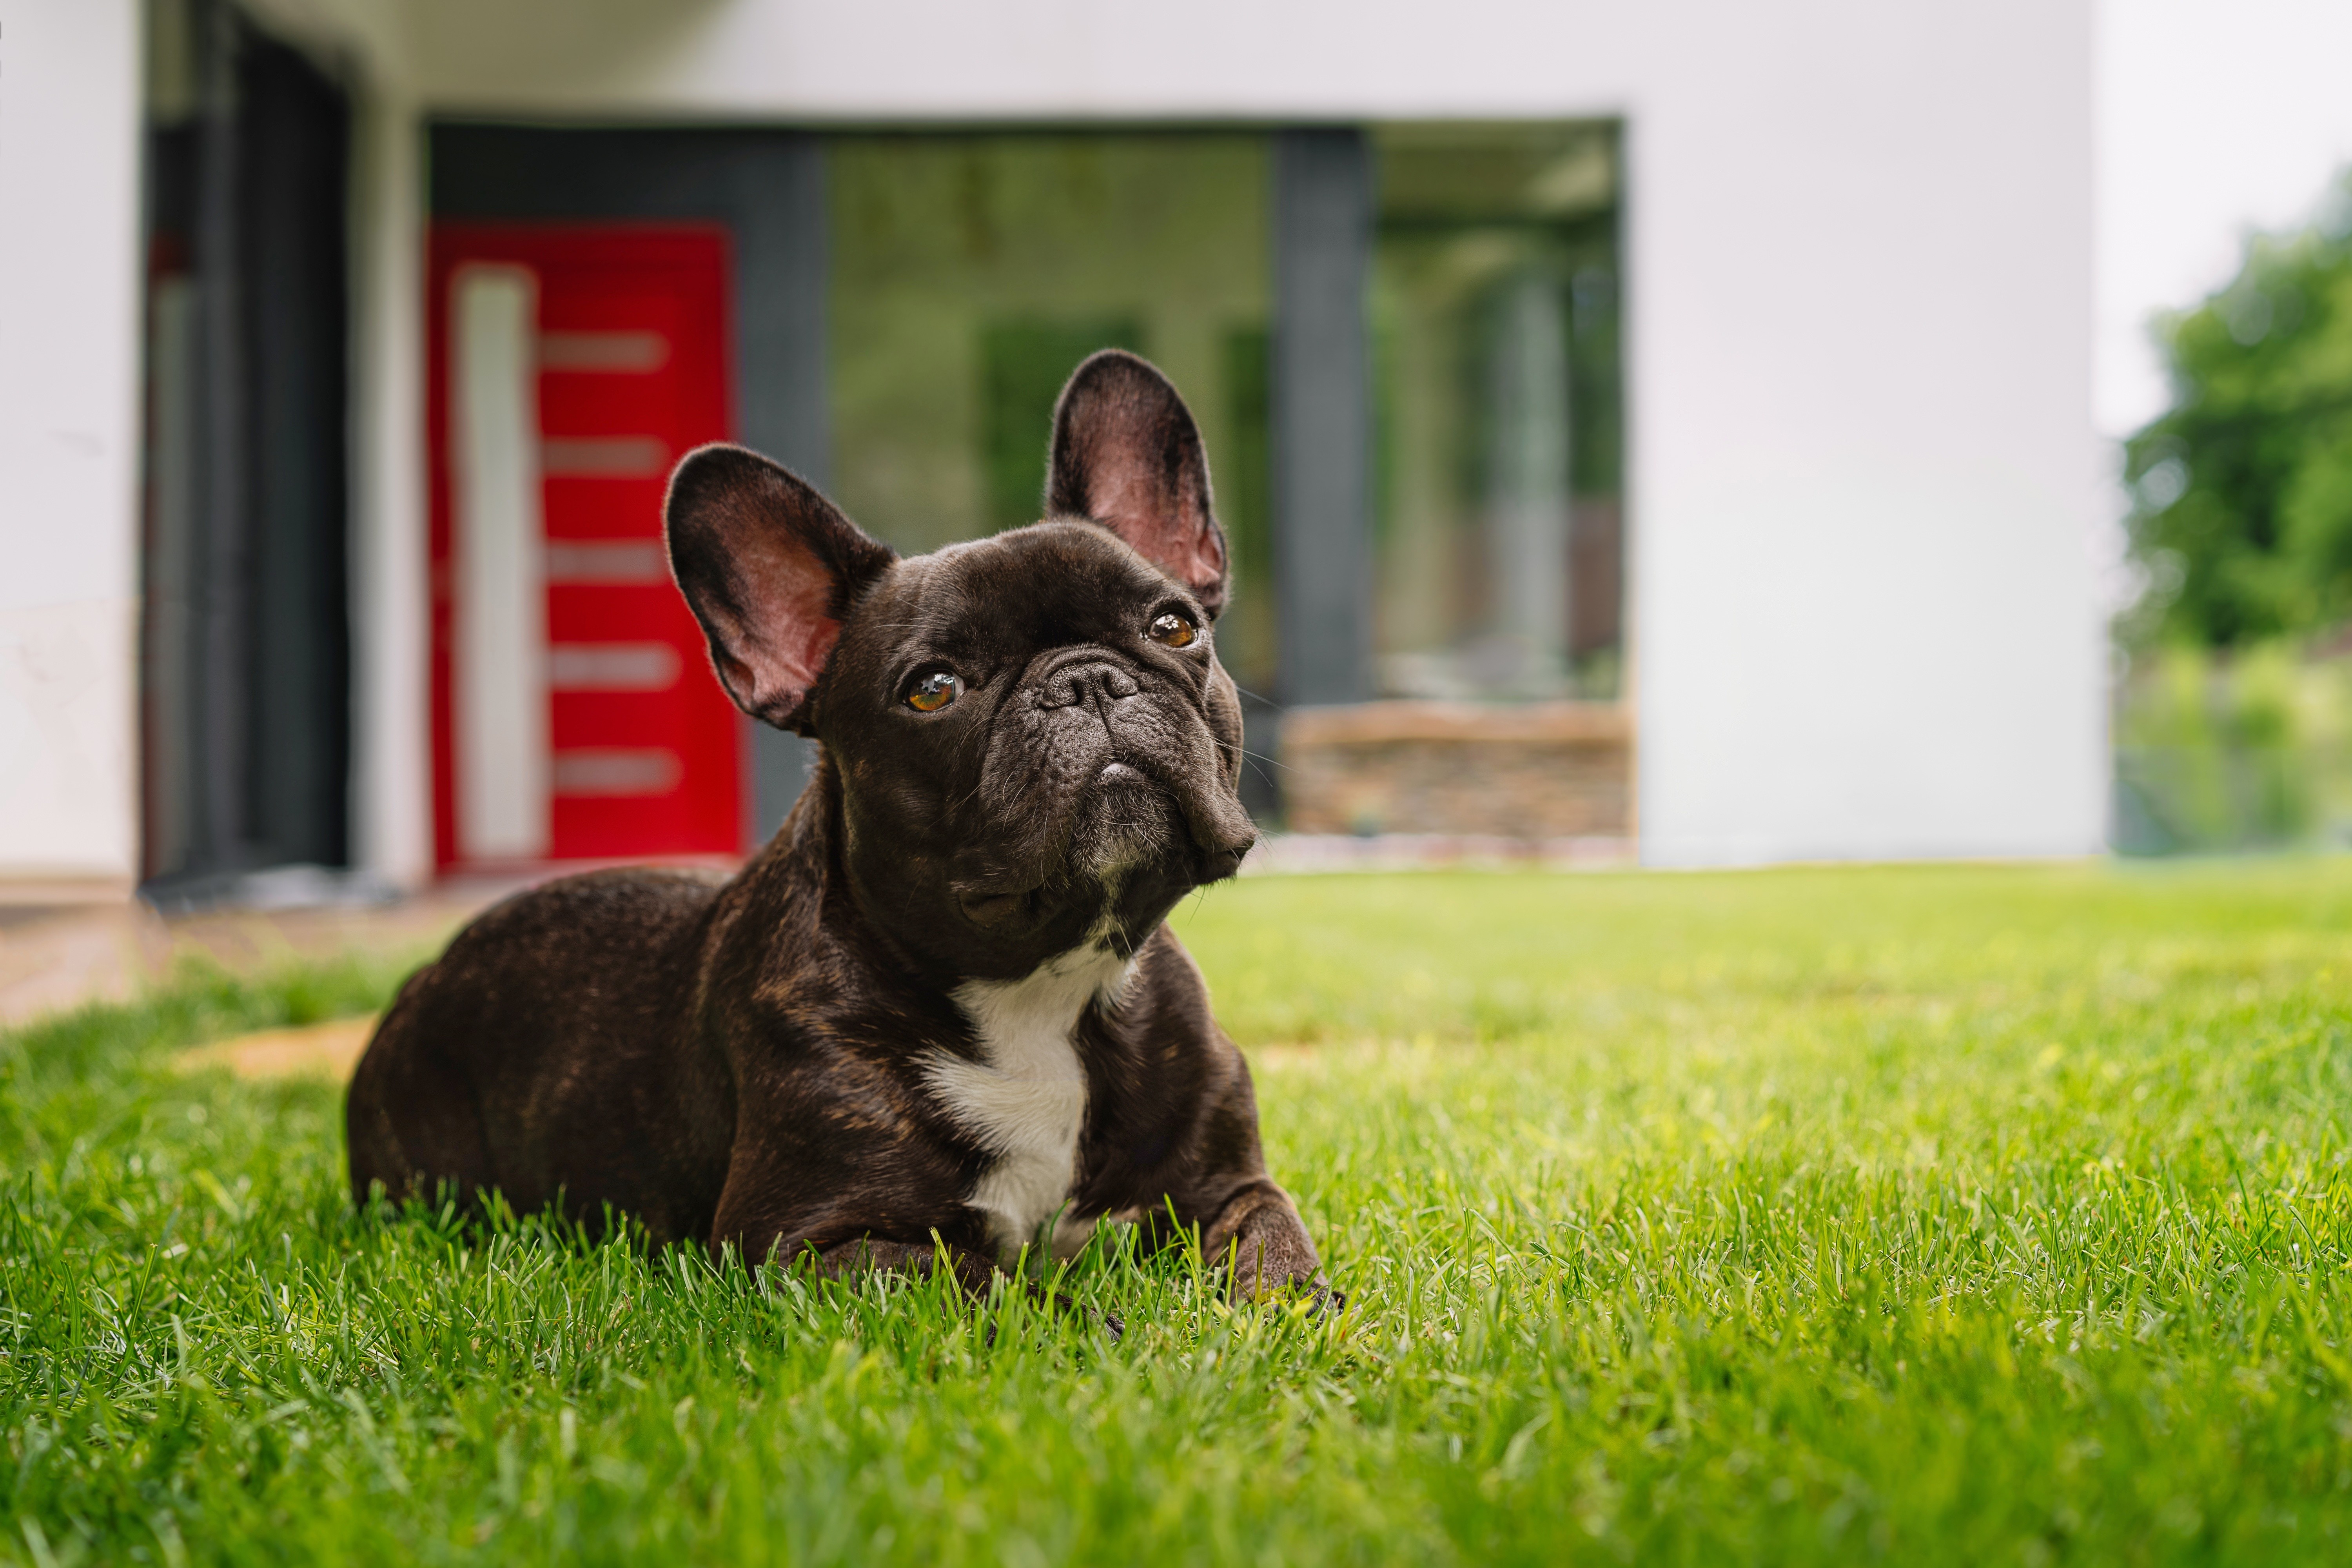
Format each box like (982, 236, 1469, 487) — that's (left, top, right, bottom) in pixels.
(665, 444, 897, 734)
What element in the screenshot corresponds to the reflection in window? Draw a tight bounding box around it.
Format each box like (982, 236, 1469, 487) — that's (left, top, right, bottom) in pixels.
(827, 134, 1278, 693)
(1372, 124, 1623, 702)
(822, 126, 1623, 711)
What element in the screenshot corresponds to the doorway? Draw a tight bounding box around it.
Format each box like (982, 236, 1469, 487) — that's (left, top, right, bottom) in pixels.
(426, 226, 742, 870)
(141, 11, 353, 896)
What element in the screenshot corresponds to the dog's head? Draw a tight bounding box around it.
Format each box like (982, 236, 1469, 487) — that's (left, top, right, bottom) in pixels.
(665, 350, 1258, 979)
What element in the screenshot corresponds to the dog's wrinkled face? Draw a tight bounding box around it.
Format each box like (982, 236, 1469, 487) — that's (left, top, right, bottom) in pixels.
(824, 525, 1254, 974)
(665, 350, 1258, 981)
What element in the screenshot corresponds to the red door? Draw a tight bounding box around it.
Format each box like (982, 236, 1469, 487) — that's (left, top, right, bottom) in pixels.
(428, 225, 742, 871)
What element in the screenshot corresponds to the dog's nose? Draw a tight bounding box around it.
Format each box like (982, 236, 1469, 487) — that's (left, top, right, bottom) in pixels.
(1036, 660, 1140, 710)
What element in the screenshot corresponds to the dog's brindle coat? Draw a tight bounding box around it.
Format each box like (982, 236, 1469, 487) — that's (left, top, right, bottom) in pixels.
(346, 351, 1326, 1301)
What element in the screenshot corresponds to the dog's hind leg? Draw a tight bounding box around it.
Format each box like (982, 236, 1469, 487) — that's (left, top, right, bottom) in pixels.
(345, 976, 493, 1211)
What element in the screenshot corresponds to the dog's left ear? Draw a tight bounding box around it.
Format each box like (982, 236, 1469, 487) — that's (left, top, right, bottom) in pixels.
(1046, 349, 1231, 618)
(665, 444, 897, 735)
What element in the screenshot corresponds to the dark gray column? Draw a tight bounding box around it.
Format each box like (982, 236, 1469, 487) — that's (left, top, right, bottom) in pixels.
(191, 0, 249, 870)
(144, 8, 358, 901)
(1272, 128, 1375, 710)
(728, 140, 829, 485)
(729, 143, 827, 842)
(243, 31, 354, 871)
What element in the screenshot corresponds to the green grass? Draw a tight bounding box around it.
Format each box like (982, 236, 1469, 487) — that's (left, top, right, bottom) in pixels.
(9, 861, 2352, 1564)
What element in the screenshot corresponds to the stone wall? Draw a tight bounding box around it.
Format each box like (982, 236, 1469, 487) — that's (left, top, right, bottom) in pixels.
(1278, 701, 1633, 840)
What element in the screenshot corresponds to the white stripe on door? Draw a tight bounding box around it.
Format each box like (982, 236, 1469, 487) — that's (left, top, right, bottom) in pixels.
(451, 265, 550, 862)
(540, 436, 667, 477)
(538, 330, 669, 372)
(548, 642, 680, 691)
(550, 749, 682, 797)
(545, 539, 669, 584)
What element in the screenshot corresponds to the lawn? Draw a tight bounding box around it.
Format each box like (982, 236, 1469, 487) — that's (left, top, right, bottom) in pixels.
(8, 860, 2352, 1564)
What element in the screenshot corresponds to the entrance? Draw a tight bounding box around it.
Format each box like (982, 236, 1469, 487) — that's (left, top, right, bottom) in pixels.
(141, 19, 354, 897)
(427, 226, 742, 870)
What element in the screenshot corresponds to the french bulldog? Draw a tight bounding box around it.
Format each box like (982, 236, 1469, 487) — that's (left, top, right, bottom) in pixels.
(346, 350, 1328, 1306)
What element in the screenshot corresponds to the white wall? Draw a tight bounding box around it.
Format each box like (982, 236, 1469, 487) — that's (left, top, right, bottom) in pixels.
(0, 0, 145, 895)
(1628, 6, 2104, 864)
(309, 0, 2109, 867)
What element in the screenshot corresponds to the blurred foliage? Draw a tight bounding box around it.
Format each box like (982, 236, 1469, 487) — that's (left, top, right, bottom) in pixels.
(2123, 176, 2352, 647)
(827, 134, 1276, 688)
(2112, 642, 2352, 852)
(977, 318, 1145, 534)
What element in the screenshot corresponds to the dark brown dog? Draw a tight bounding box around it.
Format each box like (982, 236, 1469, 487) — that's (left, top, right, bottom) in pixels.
(346, 350, 1327, 1303)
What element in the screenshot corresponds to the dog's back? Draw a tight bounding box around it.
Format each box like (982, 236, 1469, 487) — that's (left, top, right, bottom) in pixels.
(347, 866, 737, 1240)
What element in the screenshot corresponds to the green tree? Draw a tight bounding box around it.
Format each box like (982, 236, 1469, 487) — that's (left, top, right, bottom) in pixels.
(2125, 179, 2352, 646)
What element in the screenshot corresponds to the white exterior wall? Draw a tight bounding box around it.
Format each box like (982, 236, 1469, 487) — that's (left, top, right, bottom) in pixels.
(0, 0, 145, 896)
(364, 0, 2105, 867)
(18, 0, 2099, 886)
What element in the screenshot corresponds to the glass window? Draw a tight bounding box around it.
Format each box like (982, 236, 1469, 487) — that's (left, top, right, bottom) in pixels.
(1370, 123, 1623, 702)
(827, 134, 1278, 692)
(822, 125, 1623, 710)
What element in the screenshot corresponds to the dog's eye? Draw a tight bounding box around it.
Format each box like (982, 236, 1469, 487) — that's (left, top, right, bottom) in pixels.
(1147, 612, 1198, 649)
(906, 671, 960, 712)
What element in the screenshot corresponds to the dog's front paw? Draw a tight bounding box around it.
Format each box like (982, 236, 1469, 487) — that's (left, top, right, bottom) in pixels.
(1240, 1273, 1343, 1318)
(1075, 1298, 1126, 1341)
(1225, 1238, 1327, 1307)
(1210, 1188, 1327, 1308)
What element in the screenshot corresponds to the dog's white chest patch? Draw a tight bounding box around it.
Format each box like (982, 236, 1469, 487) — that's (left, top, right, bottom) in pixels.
(930, 945, 1131, 1257)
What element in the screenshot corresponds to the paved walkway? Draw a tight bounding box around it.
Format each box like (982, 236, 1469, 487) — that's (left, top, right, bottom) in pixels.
(0, 882, 519, 1032)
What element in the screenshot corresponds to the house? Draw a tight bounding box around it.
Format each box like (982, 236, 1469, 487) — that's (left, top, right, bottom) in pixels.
(0, 0, 2105, 904)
